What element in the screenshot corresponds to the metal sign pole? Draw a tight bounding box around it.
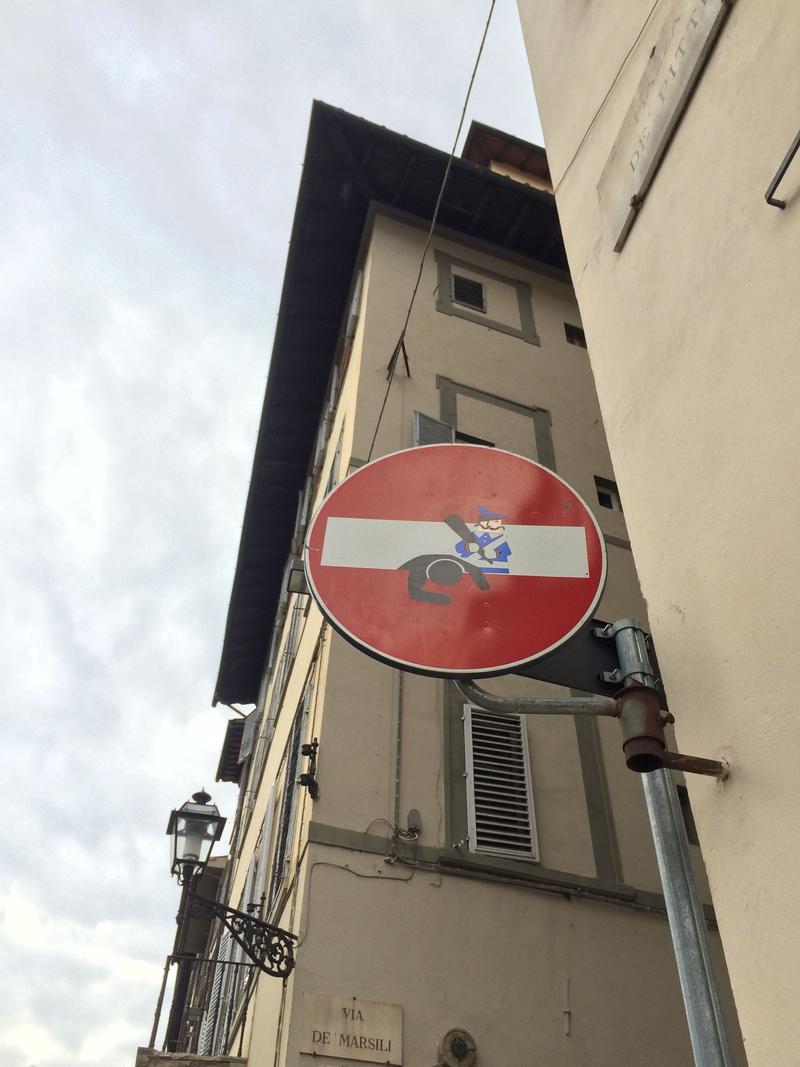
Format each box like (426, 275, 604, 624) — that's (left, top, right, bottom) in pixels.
(611, 621, 735, 1067)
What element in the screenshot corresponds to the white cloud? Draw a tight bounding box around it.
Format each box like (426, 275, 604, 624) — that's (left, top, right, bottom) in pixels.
(0, 1, 541, 1061)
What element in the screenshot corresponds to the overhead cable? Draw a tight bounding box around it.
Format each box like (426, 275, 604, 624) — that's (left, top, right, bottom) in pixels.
(366, 0, 497, 462)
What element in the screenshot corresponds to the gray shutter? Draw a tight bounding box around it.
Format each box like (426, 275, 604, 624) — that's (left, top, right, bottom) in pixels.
(326, 430, 343, 495)
(413, 411, 455, 446)
(238, 710, 259, 764)
(199, 931, 230, 1055)
(253, 782, 277, 912)
(266, 708, 304, 915)
(345, 270, 363, 341)
(464, 706, 539, 861)
(214, 933, 238, 1055)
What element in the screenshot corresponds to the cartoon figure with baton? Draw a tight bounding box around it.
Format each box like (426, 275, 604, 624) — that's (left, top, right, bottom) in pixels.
(399, 507, 511, 604)
(446, 507, 511, 573)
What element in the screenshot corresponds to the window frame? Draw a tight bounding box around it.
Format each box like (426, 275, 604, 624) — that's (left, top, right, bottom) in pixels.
(594, 475, 623, 513)
(434, 250, 541, 346)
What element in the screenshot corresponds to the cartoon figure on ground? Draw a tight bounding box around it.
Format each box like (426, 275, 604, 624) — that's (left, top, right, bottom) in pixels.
(399, 507, 511, 605)
(399, 554, 489, 604)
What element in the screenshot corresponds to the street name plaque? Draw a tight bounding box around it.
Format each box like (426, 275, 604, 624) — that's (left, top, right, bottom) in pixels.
(300, 992, 402, 1065)
(597, 0, 731, 251)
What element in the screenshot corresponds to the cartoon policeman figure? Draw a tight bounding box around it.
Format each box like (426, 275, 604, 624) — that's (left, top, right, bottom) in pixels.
(445, 508, 511, 573)
(398, 507, 511, 604)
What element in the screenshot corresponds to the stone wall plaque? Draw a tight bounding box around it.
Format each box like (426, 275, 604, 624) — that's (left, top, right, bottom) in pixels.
(299, 993, 402, 1065)
(597, 0, 732, 251)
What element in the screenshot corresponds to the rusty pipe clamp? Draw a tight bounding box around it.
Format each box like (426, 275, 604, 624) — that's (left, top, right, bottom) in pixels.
(615, 684, 728, 779)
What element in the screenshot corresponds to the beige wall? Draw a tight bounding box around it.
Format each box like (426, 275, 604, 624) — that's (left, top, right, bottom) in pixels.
(223, 207, 746, 1064)
(281, 843, 721, 1067)
(517, 2, 800, 1063)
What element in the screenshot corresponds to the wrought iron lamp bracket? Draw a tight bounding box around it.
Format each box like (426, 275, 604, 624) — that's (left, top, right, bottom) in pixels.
(186, 891, 296, 979)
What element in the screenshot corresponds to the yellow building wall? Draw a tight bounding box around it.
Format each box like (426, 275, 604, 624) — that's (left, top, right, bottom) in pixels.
(229, 208, 743, 1065)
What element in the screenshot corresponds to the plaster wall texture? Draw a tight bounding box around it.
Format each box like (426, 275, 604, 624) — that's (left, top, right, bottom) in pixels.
(517, 2, 800, 1061)
(276, 843, 726, 1067)
(225, 210, 744, 1064)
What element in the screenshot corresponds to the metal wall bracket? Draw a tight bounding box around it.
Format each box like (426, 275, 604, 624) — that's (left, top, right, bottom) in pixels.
(765, 127, 800, 208)
(186, 891, 296, 978)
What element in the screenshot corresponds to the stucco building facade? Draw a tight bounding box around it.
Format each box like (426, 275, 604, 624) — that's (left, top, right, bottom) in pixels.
(515, 3, 799, 1063)
(143, 103, 744, 1066)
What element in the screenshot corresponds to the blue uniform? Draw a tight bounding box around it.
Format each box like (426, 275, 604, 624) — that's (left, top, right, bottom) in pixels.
(455, 529, 511, 573)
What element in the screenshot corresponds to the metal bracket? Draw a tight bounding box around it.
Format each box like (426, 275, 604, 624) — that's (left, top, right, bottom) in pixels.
(601, 666, 653, 685)
(457, 673, 728, 779)
(299, 737, 320, 800)
(594, 620, 660, 690)
(386, 337, 411, 380)
(765, 127, 800, 208)
(186, 891, 296, 978)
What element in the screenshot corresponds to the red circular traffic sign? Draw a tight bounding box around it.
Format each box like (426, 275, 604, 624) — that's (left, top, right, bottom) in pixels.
(304, 445, 606, 677)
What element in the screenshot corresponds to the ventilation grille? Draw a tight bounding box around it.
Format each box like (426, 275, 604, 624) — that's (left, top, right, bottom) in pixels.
(452, 273, 486, 312)
(465, 707, 538, 860)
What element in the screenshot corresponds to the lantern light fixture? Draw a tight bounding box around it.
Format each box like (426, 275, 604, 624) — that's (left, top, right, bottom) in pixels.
(166, 789, 226, 885)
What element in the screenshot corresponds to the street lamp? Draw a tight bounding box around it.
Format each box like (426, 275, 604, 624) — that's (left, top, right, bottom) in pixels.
(166, 789, 226, 885)
(164, 788, 297, 979)
(156, 787, 297, 1053)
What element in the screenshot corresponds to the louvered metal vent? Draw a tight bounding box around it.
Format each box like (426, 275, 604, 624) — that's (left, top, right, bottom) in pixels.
(451, 273, 486, 312)
(413, 411, 455, 446)
(464, 706, 539, 861)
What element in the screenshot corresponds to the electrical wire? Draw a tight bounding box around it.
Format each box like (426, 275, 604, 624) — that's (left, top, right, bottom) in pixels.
(296, 859, 415, 948)
(361, 816, 419, 841)
(366, 0, 496, 462)
(552, 0, 660, 196)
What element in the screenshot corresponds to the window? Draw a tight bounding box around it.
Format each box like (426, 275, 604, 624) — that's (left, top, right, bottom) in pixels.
(266, 703, 306, 916)
(451, 273, 486, 313)
(325, 428, 343, 496)
(455, 430, 494, 447)
(412, 412, 495, 448)
(198, 931, 230, 1055)
(434, 251, 540, 345)
(464, 705, 538, 861)
(594, 476, 622, 512)
(564, 322, 587, 348)
(237, 710, 259, 765)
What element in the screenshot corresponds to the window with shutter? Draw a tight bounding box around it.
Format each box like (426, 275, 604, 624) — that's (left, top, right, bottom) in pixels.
(413, 411, 455, 446)
(464, 705, 539, 861)
(266, 706, 305, 916)
(325, 429, 343, 496)
(198, 931, 230, 1055)
(253, 782, 277, 914)
(237, 710, 259, 764)
(214, 952, 236, 1056)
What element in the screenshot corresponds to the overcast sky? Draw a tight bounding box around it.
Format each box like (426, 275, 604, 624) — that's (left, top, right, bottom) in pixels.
(0, 4, 542, 1065)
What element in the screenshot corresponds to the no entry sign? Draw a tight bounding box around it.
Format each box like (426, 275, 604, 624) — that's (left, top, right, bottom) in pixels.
(304, 445, 606, 677)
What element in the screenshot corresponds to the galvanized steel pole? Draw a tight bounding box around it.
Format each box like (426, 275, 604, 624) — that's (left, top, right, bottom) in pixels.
(610, 620, 734, 1067)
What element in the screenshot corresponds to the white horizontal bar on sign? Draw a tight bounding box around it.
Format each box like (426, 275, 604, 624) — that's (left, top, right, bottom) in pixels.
(319, 517, 589, 578)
